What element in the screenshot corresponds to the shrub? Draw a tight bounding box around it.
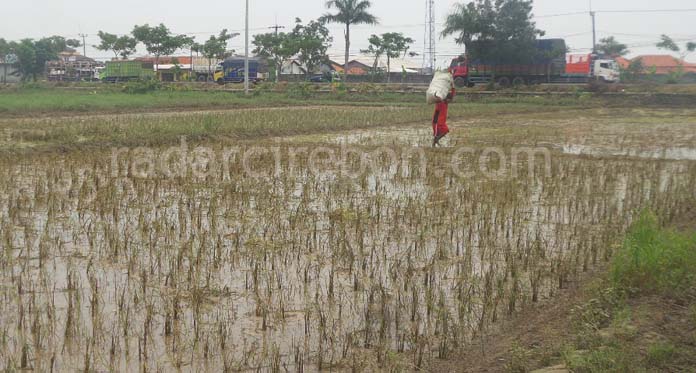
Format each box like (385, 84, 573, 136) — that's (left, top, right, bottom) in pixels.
(122, 79, 162, 94)
(611, 211, 696, 295)
(646, 342, 676, 366)
(286, 82, 315, 99)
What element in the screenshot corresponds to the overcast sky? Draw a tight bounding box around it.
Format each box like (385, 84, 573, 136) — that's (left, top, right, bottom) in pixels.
(3, 0, 696, 67)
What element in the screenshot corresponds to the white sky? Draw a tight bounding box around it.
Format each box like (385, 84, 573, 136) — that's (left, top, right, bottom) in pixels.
(2, 0, 696, 67)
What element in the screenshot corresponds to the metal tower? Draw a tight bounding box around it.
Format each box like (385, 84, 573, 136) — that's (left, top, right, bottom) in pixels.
(423, 0, 436, 73)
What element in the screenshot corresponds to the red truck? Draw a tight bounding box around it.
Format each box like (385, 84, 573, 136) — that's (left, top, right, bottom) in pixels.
(449, 39, 620, 88)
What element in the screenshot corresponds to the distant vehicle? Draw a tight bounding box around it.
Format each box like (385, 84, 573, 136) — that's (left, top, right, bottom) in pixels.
(309, 71, 341, 83)
(101, 61, 155, 82)
(191, 57, 222, 82)
(449, 39, 620, 88)
(213, 58, 262, 84)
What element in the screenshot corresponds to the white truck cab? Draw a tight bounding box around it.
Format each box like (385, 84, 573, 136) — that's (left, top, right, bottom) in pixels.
(594, 59, 621, 83)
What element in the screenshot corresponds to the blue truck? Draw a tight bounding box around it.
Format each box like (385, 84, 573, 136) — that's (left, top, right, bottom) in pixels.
(213, 57, 263, 84)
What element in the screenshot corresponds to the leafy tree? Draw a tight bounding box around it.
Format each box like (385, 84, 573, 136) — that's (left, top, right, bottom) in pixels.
(657, 35, 696, 61)
(319, 0, 378, 80)
(253, 32, 298, 82)
(597, 36, 628, 57)
(198, 30, 238, 81)
(442, 0, 546, 65)
(8, 36, 76, 81)
(362, 32, 413, 82)
(95, 31, 137, 59)
(620, 58, 644, 82)
(656, 35, 696, 83)
(291, 18, 333, 77)
(0, 38, 9, 60)
(132, 24, 193, 74)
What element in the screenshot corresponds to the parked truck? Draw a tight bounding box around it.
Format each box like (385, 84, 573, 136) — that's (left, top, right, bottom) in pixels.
(191, 56, 222, 81)
(449, 39, 620, 88)
(101, 61, 155, 82)
(213, 57, 262, 84)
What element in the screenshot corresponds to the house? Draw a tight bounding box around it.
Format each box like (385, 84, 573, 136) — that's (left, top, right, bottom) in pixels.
(46, 51, 103, 81)
(281, 59, 307, 75)
(341, 56, 423, 75)
(344, 59, 372, 75)
(0, 60, 21, 83)
(617, 55, 696, 74)
(328, 60, 344, 74)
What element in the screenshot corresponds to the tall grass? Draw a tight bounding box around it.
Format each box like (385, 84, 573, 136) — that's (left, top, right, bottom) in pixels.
(611, 211, 696, 295)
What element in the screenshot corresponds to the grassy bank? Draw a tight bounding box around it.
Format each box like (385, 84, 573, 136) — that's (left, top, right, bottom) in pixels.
(0, 84, 598, 117)
(503, 211, 696, 372)
(560, 211, 696, 372)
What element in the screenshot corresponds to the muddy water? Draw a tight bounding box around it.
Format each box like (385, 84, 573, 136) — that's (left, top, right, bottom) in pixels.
(1, 119, 696, 371)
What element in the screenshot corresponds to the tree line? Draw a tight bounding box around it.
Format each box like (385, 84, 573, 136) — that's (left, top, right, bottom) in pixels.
(2, 0, 694, 82)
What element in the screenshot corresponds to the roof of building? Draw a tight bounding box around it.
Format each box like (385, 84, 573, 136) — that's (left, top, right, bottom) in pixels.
(614, 55, 696, 73)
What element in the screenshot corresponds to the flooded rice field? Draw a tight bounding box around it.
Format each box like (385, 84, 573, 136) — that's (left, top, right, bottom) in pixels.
(1, 108, 696, 371)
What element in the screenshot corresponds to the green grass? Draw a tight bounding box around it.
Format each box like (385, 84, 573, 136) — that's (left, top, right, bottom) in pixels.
(0, 84, 594, 117)
(611, 211, 696, 295)
(556, 211, 696, 372)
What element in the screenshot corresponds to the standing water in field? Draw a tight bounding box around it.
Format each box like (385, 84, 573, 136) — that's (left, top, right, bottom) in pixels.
(1, 110, 695, 371)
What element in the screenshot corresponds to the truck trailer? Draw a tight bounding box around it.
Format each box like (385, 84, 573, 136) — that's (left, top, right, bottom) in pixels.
(101, 61, 155, 82)
(449, 39, 620, 88)
(213, 57, 262, 84)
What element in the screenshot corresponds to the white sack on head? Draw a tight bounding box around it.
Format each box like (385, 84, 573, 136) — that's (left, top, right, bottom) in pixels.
(426, 71, 453, 104)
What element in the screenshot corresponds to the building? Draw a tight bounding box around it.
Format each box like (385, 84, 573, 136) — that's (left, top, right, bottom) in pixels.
(344, 59, 372, 75)
(616, 55, 696, 74)
(46, 51, 103, 81)
(281, 59, 307, 76)
(0, 57, 21, 83)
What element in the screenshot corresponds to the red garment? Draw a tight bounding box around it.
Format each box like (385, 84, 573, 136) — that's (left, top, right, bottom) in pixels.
(432, 89, 455, 137)
(432, 101, 449, 137)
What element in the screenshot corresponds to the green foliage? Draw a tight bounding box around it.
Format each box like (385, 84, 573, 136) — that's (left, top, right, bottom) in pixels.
(292, 18, 333, 75)
(132, 24, 192, 65)
(362, 32, 414, 81)
(620, 58, 644, 82)
(195, 29, 238, 80)
(95, 31, 137, 59)
(0, 38, 9, 60)
(597, 36, 629, 57)
(319, 0, 379, 77)
(122, 79, 162, 94)
(442, 0, 545, 64)
(657, 34, 696, 64)
(611, 211, 696, 295)
(656, 35, 680, 53)
(9, 36, 74, 81)
(646, 342, 676, 366)
(253, 32, 298, 82)
(286, 82, 316, 99)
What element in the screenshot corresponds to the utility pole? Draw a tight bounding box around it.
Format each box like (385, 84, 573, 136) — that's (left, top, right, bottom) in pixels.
(589, 0, 596, 54)
(422, 0, 436, 73)
(269, 24, 285, 36)
(78, 33, 88, 57)
(244, 0, 250, 95)
(590, 11, 597, 53)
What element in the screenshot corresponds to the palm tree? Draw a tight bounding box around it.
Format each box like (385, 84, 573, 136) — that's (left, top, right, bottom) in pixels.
(320, 0, 378, 80)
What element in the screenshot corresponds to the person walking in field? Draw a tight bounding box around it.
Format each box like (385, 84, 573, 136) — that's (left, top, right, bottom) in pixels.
(432, 86, 455, 147)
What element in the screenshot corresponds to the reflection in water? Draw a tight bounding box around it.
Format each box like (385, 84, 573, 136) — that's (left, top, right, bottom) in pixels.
(562, 144, 696, 161)
(0, 136, 695, 371)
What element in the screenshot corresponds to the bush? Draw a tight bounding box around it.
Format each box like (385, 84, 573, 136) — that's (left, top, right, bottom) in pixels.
(611, 211, 696, 295)
(122, 79, 162, 94)
(286, 82, 316, 99)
